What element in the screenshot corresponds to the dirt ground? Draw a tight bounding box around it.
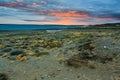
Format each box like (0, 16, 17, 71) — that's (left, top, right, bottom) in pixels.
(0, 29, 120, 80)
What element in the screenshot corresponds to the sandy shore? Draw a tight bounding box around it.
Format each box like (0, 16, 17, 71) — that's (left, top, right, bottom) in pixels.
(0, 28, 120, 80)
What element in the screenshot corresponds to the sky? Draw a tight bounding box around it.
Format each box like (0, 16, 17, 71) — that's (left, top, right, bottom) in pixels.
(0, 0, 120, 25)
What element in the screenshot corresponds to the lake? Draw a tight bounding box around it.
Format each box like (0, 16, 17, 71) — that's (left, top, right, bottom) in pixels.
(0, 24, 80, 30)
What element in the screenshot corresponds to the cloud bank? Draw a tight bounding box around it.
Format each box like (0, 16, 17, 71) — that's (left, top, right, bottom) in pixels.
(0, 0, 120, 25)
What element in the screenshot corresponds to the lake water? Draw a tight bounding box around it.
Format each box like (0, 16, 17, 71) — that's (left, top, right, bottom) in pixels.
(0, 24, 80, 30)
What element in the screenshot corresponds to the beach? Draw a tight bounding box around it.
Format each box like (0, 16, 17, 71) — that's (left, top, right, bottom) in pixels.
(0, 28, 120, 80)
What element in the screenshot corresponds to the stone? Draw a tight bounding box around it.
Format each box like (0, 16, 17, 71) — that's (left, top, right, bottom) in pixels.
(103, 46, 107, 49)
(57, 69, 61, 71)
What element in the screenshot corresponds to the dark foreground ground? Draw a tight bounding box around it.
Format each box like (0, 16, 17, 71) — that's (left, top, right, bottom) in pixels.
(0, 28, 120, 80)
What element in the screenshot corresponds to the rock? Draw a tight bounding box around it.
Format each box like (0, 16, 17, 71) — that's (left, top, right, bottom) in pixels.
(9, 50, 26, 56)
(103, 46, 108, 49)
(0, 73, 8, 80)
(1, 47, 12, 52)
(16, 55, 28, 61)
(9, 61, 15, 64)
(28, 51, 35, 56)
(103, 46, 107, 49)
(2, 53, 10, 58)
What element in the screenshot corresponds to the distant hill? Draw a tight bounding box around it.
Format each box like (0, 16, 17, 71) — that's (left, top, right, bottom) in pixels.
(89, 23, 120, 29)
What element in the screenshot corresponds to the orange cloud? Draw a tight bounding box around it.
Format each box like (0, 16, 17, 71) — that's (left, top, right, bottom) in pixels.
(47, 19, 89, 25)
(48, 10, 90, 18)
(24, 17, 89, 25)
(53, 19, 74, 25)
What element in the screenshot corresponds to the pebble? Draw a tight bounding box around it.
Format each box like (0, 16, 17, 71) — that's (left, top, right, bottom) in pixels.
(57, 69, 61, 71)
(103, 46, 107, 49)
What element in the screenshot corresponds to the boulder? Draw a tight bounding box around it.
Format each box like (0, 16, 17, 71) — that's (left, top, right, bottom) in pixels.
(9, 50, 26, 56)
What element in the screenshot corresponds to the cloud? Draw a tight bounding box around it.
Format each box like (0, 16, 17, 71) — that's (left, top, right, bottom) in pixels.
(0, 0, 120, 25)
